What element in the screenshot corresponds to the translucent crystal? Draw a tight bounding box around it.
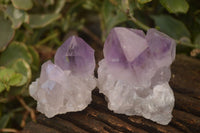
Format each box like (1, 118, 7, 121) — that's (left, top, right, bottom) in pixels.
(54, 36, 95, 75)
(29, 36, 96, 118)
(98, 27, 176, 125)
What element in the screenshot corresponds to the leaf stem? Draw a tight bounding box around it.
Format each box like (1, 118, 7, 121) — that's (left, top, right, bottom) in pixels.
(175, 40, 200, 48)
(16, 96, 36, 122)
(20, 111, 29, 128)
(35, 32, 59, 46)
(128, 14, 150, 31)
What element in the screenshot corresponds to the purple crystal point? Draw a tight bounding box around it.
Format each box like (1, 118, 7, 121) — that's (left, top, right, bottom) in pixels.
(104, 27, 148, 68)
(112, 28, 148, 62)
(98, 27, 176, 125)
(146, 29, 176, 67)
(55, 36, 95, 74)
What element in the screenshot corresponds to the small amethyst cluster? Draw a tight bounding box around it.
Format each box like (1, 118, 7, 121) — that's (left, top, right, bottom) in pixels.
(29, 27, 176, 125)
(29, 36, 96, 118)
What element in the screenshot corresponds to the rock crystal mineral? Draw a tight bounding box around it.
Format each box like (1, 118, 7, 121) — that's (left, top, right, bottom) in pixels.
(29, 36, 96, 118)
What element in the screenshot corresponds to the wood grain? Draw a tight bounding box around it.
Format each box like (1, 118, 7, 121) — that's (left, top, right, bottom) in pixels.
(22, 55, 200, 133)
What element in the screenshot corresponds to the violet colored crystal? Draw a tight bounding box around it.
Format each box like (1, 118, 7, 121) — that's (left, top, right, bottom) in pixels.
(98, 27, 176, 125)
(55, 36, 95, 75)
(29, 36, 96, 118)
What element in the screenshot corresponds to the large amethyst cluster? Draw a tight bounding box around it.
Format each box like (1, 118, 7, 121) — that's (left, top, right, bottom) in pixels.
(98, 27, 176, 125)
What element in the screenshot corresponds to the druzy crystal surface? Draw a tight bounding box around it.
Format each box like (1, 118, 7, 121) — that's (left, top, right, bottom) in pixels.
(98, 27, 176, 125)
(29, 36, 96, 118)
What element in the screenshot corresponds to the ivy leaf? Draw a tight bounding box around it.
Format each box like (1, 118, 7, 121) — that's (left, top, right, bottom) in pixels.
(29, 14, 61, 28)
(0, 67, 16, 83)
(0, 13, 15, 52)
(159, 0, 189, 14)
(152, 15, 191, 39)
(11, 0, 33, 11)
(0, 42, 32, 67)
(4, 5, 29, 29)
(12, 59, 32, 86)
(8, 73, 23, 86)
(9, 59, 31, 95)
(0, 67, 23, 88)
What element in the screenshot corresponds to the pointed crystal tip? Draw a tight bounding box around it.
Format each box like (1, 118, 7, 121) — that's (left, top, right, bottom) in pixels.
(104, 27, 176, 69)
(113, 27, 148, 62)
(54, 36, 95, 75)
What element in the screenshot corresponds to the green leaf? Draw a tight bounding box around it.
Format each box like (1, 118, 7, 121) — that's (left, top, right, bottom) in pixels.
(102, 0, 127, 39)
(4, 5, 29, 29)
(55, 0, 66, 13)
(0, 42, 32, 67)
(62, 13, 85, 32)
(159, 0, 189, 14)
(0, 114, 11, 128)
(107, 11, 126, 30)
(0, 13, 15, 52)
(27, 46, 40, 71)
(11, 0, 33, 10)
(8, 73, 23, 86)
(9, 59, 31, 95)
(137, 0, 152, 4)
(12, 59, 31, 86)
(0, 67, 16, 83)
(29, 14, 61, 28)
(5, 84, 10, 91)
(0, 67, 23, 87)
(0, 81, 6, 93)
(152, 15, 191, 39)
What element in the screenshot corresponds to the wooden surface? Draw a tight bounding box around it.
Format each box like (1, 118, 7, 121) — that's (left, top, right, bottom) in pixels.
(22, 55, 200, 133)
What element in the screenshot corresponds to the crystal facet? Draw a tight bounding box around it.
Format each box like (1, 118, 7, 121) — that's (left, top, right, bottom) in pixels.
(98, 27, 176, 125)
(29, 36, 96, 118)
(55, 36, 95, 75)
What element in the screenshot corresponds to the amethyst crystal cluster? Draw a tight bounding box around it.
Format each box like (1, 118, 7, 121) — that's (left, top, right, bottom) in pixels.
(29, 36, 96, 118)
(29, 27, 176, 125)
(98, 27, 176, 125)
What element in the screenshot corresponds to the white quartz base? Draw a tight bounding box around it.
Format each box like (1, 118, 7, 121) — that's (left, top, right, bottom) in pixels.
(98, 60, 174, 125)
(29, 71, 96, 118)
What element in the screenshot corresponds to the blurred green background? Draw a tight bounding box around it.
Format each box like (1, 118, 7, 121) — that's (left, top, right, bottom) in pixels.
(0, 0, 200, 132)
